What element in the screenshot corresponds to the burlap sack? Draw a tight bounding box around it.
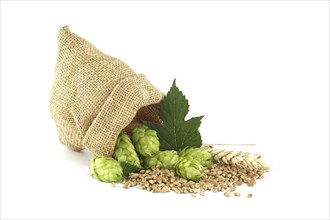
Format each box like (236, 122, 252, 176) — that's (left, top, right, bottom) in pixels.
(49, 26, 163, 156)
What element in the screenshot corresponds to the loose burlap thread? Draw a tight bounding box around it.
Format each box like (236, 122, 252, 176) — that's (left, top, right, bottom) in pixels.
(49, 26, 163, 156)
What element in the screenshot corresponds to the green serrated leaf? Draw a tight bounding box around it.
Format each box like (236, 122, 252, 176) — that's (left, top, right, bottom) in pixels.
(144, 79, 203, 151)
(120, 162, 142, 179)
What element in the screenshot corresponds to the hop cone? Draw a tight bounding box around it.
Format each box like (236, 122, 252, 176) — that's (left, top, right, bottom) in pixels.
(114, 132, 141, 168)
(179, 147, 213, 167)
(144, 151, 179, 169)
(132, 125, 160, 157)
(89, 156, 123, 182)
(175, 158, 204, 181)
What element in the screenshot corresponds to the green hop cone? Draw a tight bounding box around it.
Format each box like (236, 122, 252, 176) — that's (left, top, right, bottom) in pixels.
(175, 158, 204, 181)
(132, 125, 160, 157)
(144, 150, 179, 169)
(89, 156, 123, 182)
(179, 147, 213, 167)
(114, 132, 141, 168)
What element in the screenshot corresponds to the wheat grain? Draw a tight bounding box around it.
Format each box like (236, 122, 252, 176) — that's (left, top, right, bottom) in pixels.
(123, 162, 267, 198)
(210, 149, 270, 172)
(234, 192, 241, 197)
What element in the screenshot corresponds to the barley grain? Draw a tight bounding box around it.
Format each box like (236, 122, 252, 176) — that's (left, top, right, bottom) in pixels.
(234, 192, 241, 197)
(224, 191, 231, 197)
(123, 159, 268, 198)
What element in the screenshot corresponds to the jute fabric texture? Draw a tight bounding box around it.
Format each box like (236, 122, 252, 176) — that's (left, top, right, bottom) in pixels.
(49, 26, 163, 156)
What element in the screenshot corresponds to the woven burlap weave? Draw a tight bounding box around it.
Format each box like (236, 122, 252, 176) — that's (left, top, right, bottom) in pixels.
(49, 26, 163, 156)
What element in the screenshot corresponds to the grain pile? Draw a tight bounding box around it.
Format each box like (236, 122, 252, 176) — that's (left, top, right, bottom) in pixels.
(122, 149, 269, 197)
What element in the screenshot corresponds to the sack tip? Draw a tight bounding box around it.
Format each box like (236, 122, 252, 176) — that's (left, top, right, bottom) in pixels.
(58, 25, 73, 42)
(59, 25, 70, 34)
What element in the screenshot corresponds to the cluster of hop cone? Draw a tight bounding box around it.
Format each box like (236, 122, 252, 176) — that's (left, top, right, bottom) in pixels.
(89, 125, 270, 184)
(89, 125, 213, 182)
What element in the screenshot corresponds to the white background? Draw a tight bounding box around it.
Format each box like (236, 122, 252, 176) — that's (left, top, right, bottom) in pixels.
(1, 1, 329, 219)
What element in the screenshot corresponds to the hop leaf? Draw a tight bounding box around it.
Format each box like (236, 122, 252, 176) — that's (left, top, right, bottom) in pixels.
(120, 162, 143, 179)
(144, 80, 203, 151)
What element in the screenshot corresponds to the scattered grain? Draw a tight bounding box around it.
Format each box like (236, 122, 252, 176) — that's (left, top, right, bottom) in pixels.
(224, 191, 231, 197)
(234, 192, 241, 197)
(123, 161, 267, 198)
